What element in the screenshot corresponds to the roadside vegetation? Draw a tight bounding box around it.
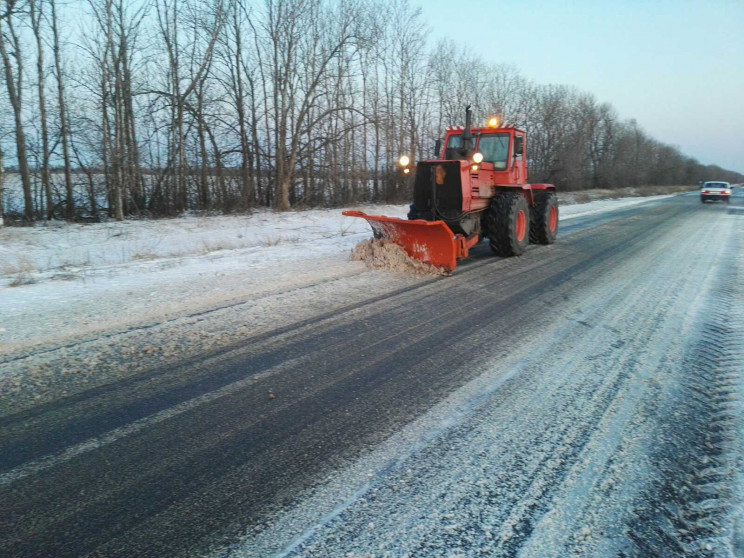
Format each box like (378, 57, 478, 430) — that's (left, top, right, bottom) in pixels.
(1, 0, 742, 224)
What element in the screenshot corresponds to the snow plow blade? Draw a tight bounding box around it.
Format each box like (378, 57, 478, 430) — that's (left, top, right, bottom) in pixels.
(343, 211, 479, 272)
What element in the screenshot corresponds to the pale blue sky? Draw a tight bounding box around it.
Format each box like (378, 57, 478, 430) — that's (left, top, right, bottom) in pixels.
(418, 0, 744, 173)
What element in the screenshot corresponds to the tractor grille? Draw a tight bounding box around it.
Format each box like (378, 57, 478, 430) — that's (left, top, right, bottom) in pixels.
(413, 162, 463, 220)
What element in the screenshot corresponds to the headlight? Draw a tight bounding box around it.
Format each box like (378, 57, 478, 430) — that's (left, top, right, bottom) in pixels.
(487, 117, 499, 128)
(472, 152, 484, 164)
(398, 155, 410, 167)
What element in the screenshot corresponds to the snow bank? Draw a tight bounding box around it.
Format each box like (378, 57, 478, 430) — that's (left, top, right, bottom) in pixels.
(0, 205, 408, 276)
(351, 239, 447, 275)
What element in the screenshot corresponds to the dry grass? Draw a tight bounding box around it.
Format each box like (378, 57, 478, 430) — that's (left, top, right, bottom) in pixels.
(9, 272, 36, 287)
(130, 251, 159, 261)
(1, 255, 36, 276)
(262, 235, 282, 247)
(58, 254, 91, 269)
(338, 223, 355, 237)
(129, 238, 164, 261)
(200, 239, 239, 254)
(571, 192, 592, 204)
(50, 271, 82, 282)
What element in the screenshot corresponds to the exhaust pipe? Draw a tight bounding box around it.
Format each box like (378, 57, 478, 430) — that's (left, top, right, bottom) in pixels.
(462, 105, 473, 154)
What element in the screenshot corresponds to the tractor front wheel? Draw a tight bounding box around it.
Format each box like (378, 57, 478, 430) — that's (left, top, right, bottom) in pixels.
(486, 192, 530, 257)
(530, 191, 559, 244)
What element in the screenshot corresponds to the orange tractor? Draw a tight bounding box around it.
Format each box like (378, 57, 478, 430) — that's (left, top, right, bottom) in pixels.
(344, 106, 558, 272)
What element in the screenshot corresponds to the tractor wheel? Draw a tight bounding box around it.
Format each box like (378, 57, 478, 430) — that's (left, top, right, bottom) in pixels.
(530, 191, 559, 244)
(486, 192, 530, 257)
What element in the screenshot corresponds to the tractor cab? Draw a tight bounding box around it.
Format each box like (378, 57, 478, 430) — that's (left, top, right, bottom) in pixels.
(440, 121, 527, 186)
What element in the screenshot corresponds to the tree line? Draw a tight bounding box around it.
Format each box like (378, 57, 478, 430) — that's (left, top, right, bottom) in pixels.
(1, 0, 742, 222)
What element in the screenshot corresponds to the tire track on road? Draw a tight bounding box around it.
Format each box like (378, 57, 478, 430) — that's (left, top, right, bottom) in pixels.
(615, 233, 744, 557)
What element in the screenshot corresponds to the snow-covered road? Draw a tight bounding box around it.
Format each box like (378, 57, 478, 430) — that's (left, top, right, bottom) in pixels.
(1, 190, 743, 557)
(237, 193, 744, 558)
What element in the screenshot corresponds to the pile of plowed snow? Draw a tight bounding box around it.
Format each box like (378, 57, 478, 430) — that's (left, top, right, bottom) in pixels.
(351, 239, 447, 275)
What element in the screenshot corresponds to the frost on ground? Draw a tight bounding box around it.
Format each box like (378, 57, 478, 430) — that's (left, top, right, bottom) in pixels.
(0, 193, 684, 415)
(351, 239, 448, 275)
(0, 204, 417, 415)
(0, 205, 410, 276)
(0, 193, 687, 281)
(215, 195, 742, 558)
(0, 194, 681, 355)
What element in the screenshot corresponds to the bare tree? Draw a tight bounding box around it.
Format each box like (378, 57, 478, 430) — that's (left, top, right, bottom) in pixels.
(154, 0, 225, 213)
(0, 0, 34, 222)
(0, 146, 5, 225)
(29, 0, 53, 218)
(261, 0, 364, 210)
(49, 0, 73, 218)
(1, 0, 742, 220)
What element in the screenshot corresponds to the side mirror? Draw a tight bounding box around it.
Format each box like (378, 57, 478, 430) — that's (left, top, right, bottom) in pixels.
(434, 139, 442, 158)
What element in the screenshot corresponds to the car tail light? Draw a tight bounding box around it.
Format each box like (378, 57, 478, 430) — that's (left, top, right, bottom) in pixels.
(701, 190, 709, 194)
(723, 190, 730, 195)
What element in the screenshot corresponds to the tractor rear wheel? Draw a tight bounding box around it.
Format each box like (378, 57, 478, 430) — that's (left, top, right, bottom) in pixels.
(530, 191, 559, 244)
(486, 192, 530, 257)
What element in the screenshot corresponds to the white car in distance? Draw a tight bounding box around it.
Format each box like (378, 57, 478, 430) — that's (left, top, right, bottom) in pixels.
(700, 181, 732, 203)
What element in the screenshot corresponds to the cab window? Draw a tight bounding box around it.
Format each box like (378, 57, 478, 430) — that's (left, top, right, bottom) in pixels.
(446, 134, 463, 149)
(444, 134, 465, 159)
(477, 134, 510, 169)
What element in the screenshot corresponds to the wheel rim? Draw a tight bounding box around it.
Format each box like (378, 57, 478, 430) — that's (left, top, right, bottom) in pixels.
(549, 206, 558, 232)
(516, 210, 526, 242)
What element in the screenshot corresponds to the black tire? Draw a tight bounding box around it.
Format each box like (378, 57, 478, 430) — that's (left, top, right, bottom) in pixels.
(700, 197, 706, 203)
(530, 191, 558, 244)
(486, 192, 530, 257)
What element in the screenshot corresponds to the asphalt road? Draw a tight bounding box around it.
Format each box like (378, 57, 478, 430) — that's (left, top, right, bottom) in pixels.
(2, 191, 743, 557)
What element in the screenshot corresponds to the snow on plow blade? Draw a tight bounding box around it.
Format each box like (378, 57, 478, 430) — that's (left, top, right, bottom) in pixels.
(343, 211, 478, 272)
